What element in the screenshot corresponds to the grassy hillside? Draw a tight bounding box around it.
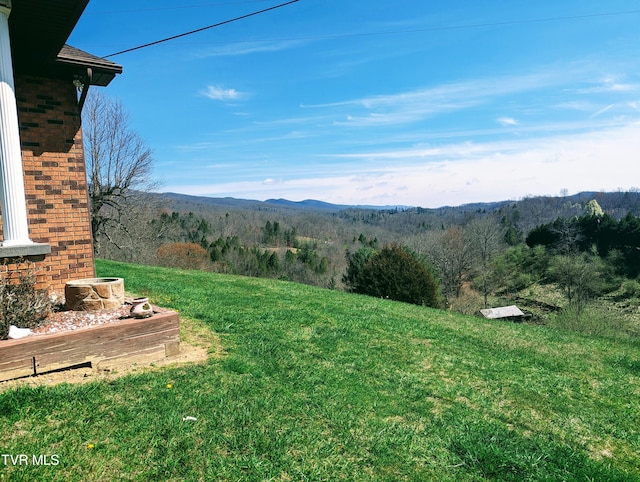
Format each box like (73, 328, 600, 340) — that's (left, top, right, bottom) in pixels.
(1, 260, 639, 481)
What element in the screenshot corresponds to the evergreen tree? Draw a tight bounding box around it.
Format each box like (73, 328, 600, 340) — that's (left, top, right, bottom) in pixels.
(346, 244, 441, 308)
(343, 246, 376, 293)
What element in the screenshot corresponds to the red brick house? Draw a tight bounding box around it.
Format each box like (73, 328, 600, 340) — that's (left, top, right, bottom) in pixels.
(0, 0, 122, 293)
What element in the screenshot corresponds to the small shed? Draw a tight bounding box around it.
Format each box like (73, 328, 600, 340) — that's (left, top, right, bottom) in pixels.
(0, 0, 122, 294)
(480, 305, 525, 322)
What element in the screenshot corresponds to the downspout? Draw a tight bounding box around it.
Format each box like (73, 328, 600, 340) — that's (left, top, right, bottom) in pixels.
(76, 67, 96, 274)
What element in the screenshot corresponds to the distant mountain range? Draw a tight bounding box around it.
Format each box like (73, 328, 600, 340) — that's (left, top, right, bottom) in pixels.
(263, 198, 416, 212)
(159, 192, 414, 212)
(156, 190, 640, 218)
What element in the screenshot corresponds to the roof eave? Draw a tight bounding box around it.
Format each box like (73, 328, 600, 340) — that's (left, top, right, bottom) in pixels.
(56, 48, 123, 87)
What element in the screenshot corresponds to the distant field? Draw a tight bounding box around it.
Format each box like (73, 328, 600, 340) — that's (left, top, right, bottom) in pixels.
(0, 259, 638, 481)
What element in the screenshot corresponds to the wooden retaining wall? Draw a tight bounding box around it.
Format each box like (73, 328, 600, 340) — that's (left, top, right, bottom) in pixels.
(0, 310, 180, 382)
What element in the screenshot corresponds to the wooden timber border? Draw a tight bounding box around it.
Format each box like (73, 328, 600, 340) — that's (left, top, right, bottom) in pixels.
(0, 309, 180, 382)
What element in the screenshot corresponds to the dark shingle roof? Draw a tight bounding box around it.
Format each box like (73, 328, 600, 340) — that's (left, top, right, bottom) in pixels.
(57, 45, 123, 86)
(9, 0, 121, 86)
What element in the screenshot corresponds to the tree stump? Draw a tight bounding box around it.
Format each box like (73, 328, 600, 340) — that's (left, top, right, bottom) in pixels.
(65, 278, 125, 311)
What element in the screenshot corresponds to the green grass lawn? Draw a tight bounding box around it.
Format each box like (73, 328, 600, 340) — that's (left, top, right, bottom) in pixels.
(1, 259, 639, 481)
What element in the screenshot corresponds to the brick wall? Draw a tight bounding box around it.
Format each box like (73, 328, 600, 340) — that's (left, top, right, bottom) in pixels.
(0, 75, 96, 294)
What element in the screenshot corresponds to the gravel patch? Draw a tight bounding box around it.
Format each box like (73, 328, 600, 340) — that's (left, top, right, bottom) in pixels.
(31, 305, 133, 335)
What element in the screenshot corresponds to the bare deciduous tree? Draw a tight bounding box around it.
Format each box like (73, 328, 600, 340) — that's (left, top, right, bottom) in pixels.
(550, 218, 584, 256)
(83, 91, 158, 254)
(414, 227, 473, 305)
(465, 216, 505, 307)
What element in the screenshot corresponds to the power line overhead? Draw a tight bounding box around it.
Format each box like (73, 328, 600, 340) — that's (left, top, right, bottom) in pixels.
(104, 0, 300, 58)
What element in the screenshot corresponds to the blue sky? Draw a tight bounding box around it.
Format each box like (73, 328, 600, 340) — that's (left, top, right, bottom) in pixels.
(69, 1, 640, 207)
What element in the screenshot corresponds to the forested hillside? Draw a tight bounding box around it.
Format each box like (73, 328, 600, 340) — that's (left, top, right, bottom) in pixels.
(93, 190, 640, 338)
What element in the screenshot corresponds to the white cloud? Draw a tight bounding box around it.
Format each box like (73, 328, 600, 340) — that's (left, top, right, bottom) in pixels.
(602, 75, 637, 92)
(302, 70, 565, 127)
(195, 40, 307, 58)
(201, 85, 246, 101)
(590, 104, 615, 118)
(497, 117, 518, 126)
(574, 76, 639, 95)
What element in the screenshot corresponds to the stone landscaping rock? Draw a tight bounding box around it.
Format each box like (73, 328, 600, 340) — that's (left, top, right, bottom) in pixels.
(64, 278, 125, 311)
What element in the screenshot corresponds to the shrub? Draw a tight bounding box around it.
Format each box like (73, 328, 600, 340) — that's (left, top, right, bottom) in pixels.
(548, 254, 605, 308)
(0, 260, 51, 339)
(449, 287, 485, 316)
(156, 242, 211, 271)
(353, 243, 442, 308)
(547, 303, 635, 340)
(621, 279, 640, 299)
